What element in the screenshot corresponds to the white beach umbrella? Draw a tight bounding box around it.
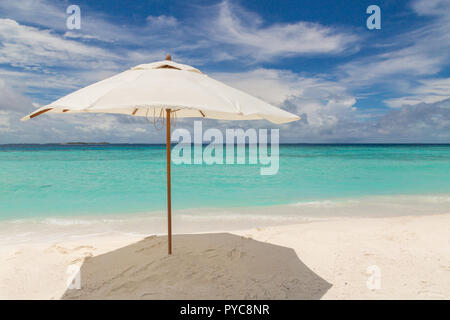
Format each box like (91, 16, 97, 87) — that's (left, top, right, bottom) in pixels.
(22, 55, 300, 253)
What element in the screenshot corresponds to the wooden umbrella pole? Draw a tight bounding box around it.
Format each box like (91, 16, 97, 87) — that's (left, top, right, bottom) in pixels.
(166, 108, 172, 254)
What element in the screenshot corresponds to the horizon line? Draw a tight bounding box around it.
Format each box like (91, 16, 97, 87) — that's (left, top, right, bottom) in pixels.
(1, 142, 450, 146)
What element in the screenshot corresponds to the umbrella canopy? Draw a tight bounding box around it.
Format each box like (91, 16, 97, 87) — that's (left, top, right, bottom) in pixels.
(22, 55, 300, 254)
(21, 57, 299, 124)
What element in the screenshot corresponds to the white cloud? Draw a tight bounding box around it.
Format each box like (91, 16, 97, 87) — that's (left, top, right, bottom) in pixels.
(212, 69, 450, 142)
(340, 49, 443, 86)
(412, 0, 450, 16)
(0, 68, 90, 92)
(0, 65, 360, 143)
(0, 111, 11, 132)
(0, 0, 448, 143)
(385, 78, 450, 107)
(0, 19, 119, 69)
(63, 31, 102, 41)
(0, 15, 168, 104)
(0, 0, 65, 31)
(0, 78, 160, 143)
(0, 0, 146, 45)
(0, 80, 33, 112)
(0, 0, 361, 112)
(204, 1, 358, 62)
(214, 68, 356, 129)
(0, 0, 360, 143)
(0, 0, 358, 66)
(1, 65, 449, 143)
(146, 15, 178, 28)
(339, 0, 450, 87)
(375, 99, 450, 141)
(135, 127, 147, 133)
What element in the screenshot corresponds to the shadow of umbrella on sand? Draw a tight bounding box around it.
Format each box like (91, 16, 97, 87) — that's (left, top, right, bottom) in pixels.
(62, 233, 331, 299)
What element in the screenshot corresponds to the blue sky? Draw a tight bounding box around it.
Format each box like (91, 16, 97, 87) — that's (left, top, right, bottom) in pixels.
(0, 0, 449, 143)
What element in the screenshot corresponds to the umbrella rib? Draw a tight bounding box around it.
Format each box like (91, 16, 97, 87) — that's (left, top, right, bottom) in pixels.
(30, 108, 53, 119)
(156, 65, 182, 70)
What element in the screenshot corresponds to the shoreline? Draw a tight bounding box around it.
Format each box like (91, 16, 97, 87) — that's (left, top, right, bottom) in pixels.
(0, 212, 449, 299)
(1, 193, 450, 245)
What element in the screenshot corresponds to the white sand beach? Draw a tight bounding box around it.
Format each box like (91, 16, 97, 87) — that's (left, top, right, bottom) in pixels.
(0, 213, 449, 300)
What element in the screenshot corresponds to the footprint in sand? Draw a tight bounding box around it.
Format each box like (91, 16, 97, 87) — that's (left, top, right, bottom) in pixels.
(73, 245, 95, 251)
(227, 248, 245, 259)
(52, 245, 69, 254)
(51, 245, 95, 257)
(71, 253, 93, 264)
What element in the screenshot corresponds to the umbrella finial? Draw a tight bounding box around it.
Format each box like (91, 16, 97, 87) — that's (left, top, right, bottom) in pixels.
(165, 53, 172, 61)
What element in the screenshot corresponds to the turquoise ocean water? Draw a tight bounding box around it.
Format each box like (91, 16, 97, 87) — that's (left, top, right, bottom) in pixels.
(1, 144, 450, 220)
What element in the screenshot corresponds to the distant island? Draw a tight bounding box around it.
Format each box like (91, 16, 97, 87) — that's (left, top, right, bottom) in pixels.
(62, 142, 110, 145)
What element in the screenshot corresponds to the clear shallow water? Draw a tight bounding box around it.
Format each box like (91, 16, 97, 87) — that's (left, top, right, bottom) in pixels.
(1, 144, 450, 220)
